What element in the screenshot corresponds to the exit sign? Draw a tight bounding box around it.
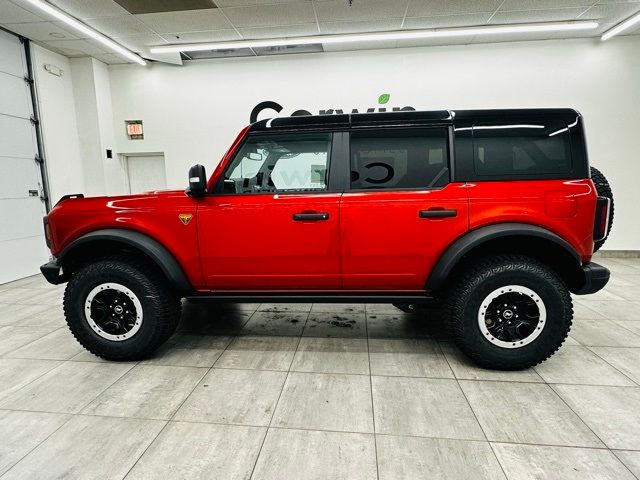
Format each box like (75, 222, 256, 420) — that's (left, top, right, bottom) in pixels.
(125, 120, 143, 139)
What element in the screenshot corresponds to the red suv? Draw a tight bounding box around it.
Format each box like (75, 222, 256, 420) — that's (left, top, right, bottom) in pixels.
(41, 109, 613, 370)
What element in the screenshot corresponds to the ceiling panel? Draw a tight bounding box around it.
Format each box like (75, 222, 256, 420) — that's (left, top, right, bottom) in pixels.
(92, 52, 130, 64)
(407, 0, 501, 17)
(113, 0, 218, 14)
(45, 38, 109, 54)
(238, 23, 318, 39)
(222, 3, 316, 27)
(489, 7, 588, 24)
(136, 9, 231, 33)
(319, 19, 403, 34)
(580, 3, 640, 23)
(158, 29, 241, 43)
(403, 13, 493, 29)
(82, 15, 156, 37)
(47, 0, 129, 19)
(500, 0, 593, 10)
(314, 0, 408, 23)
(215, 0, 310, 5)
(2, 20, 80, 40)
(111, 33, 168, 51)
(0, 0, 47, 23)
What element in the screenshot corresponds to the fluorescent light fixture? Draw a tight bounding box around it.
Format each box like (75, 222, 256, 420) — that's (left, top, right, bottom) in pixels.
(23, 0, 146, 65)
(150, 21, 598, 54)
(601, 10, 640, 41)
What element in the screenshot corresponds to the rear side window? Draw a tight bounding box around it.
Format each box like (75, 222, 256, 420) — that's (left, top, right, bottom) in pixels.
(472, 122, 571, 177)
(350, 128, 449, 190)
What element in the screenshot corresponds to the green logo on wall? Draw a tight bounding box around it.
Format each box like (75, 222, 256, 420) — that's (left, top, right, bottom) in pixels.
(378, 93, 390, 105)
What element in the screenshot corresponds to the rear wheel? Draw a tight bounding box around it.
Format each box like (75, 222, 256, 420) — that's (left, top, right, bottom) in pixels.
(443, 255, 572, 370)
(64, 257, 181, 361)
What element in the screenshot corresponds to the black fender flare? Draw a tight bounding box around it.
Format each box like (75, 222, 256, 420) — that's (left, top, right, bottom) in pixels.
(426, 223, 581, 291)
(58, 228, 192, 292)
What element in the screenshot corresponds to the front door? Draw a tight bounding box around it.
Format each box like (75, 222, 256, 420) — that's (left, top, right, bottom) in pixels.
(340, 126, 469, 290)
(198, 131, 341, 290)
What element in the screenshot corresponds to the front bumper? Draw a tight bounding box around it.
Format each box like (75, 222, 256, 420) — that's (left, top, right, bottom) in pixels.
(574, 262, 610, 295)
(40, 260, 68, 285)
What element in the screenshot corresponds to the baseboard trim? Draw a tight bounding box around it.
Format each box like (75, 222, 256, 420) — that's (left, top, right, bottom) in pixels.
(594, 250, 640, 258)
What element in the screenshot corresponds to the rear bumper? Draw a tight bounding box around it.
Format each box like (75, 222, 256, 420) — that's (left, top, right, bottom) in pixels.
(574, 262, 610, 295)
(40, 260, 68, 285)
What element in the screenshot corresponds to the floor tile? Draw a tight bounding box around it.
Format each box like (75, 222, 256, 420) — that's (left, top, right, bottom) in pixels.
(241, 311, 307, 336)
(0, 358, 61, 402)
(492, 443, 635, 480)
(303, 312, 367, 338)
(126, 422, 266, 480)
(258, 303, 312, 313)
(142, 334, 231, 367)
(272, 372, 374, 433)
(460, 381, 602, 447)
(377, 435, 506, 480)
(553, 384, 640, 449)
(0, 303, 52, 326)
(251, 428, 377, 480)
(369, 338, 453, 378)
(440, 343, 543, 382)
(613, 450, 640, 478)
(534, 345, 635, 386)
(372, 376, 484, 440)
(4, 328, 82, 361)
(82, 365, 207, 420)
(614, 321, 640, 336)
(291, 337, 369, 374)
(215, 335, 298, 371)
(175, 368, 286, 426)
(0, 325, 59, 356)
(573, 302, 606, 320)
(577, 300, 640, 321)
(366, 314, 434, 339)
(570, 318, 640, 347)
(0, 410, 69, 476)
(1, 415, 164, 480)
(0, 361, 133, 413)
(589, 347, 640, 385)
(365, 304, 409, 315)
(310, 303, 365, 314)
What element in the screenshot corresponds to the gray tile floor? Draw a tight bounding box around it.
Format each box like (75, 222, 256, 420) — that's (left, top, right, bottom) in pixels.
(0, 256, 639, 479)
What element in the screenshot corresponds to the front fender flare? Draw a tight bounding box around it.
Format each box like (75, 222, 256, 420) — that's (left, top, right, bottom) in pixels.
(426, 223, 581, 291)
(58, 228, 192, 292)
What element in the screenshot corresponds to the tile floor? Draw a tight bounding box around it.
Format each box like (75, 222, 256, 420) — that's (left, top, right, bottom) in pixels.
(0, 255, 639, 479)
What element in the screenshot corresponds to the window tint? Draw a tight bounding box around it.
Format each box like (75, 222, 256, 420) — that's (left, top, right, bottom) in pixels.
(472, 122, 571, 177)
(350, 128, 449, 190)
(222, 133, 331, 194)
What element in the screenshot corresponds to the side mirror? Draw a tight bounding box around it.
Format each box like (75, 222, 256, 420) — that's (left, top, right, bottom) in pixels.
(186, 164, 207, 197)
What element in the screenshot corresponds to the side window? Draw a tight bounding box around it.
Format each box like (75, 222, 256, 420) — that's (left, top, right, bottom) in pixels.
(472, 122, 572, 177)
(350, 128, 449, 190)
(221, 133, 332, 194)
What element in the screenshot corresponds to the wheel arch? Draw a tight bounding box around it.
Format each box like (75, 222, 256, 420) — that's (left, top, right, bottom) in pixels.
(426, 223, 584, 293)
(58, 228, 192, 292)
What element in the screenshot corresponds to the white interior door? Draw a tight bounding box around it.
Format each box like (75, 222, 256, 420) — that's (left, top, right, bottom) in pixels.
(0, 30, 48, 285)
(126, 154, 167, 193)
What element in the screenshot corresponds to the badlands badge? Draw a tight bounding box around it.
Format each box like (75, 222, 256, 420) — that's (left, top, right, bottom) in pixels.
(178, 213, 193, 225)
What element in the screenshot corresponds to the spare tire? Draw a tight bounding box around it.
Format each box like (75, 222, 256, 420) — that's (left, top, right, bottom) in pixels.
(590, 166, 614, 252)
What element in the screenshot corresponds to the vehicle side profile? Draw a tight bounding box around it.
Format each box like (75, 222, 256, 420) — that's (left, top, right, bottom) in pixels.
(41, 109, 613, 369)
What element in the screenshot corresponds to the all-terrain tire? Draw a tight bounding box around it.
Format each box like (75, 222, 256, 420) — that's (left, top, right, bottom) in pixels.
(591, 166, 614, 252)
(64, 257, 181, 361)
(443, 255, 572, 370)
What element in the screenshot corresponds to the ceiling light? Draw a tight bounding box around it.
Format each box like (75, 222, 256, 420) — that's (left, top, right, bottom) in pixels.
(150, 21, 598, 54)
(601, 10, 640, 41)
(23, 0, 147, 65)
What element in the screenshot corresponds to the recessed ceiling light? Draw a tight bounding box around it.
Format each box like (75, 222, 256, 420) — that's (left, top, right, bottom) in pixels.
(150, 21, 599, 54)
(601, 10, 640, 41)
(23, 0, 146, 65)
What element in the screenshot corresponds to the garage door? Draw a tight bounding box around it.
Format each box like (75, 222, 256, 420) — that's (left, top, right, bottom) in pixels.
(0, 29, 49, 285)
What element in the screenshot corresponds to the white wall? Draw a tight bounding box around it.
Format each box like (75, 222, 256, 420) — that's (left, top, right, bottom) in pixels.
(31, 44, 84, 204)
(104, 35, 639, 250)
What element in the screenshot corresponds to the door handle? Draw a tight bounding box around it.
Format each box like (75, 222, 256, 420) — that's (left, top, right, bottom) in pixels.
(419, 209, 457, 219)
(293, 212, 330, 221)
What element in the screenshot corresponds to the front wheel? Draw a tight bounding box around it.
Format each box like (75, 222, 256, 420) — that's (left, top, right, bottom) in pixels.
(443, 255, 572, 370)
(63, 257, 181, 361)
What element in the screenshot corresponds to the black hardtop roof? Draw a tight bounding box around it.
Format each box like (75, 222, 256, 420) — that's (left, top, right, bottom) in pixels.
(248, 108, 581, 133)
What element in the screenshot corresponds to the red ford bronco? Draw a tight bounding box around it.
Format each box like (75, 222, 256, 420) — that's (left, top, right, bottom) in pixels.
(41, 109, 613, 370)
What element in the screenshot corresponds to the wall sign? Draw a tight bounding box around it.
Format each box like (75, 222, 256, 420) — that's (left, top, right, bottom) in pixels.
(125, 120, 144, 140)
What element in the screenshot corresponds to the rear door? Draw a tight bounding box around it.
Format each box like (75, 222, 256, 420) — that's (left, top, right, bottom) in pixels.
(340, 126, 469, 290)
(198, 131, 342, 290)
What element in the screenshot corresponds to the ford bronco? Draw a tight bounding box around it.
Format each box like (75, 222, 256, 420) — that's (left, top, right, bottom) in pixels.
(41, 109, 613, 370)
